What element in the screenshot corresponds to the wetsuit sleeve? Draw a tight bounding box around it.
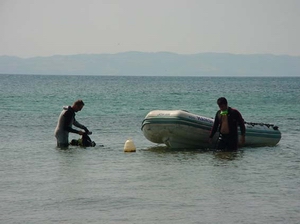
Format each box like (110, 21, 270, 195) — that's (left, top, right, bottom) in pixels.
(63, 110, 80, 134)
(209, 112, 220, 138)
(237, 111, 246, 136)
(73, 119, 86, 130)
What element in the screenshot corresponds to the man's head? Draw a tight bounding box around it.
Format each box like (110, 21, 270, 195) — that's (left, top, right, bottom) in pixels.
(72, 99, 85, 112)
(217, 97, 228, 111)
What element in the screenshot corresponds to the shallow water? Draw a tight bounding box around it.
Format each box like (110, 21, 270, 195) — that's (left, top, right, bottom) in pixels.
(0, 75, 299, 223)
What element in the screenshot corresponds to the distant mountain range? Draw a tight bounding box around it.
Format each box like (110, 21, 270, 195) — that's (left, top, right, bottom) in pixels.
(0, 51, 299, 76)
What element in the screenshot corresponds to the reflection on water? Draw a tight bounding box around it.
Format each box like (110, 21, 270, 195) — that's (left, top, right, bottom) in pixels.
(213, 150, 244, 161)
(145, 145, 210, 153)
(146, 145, 243, 158)
(145, 145, 244, 165)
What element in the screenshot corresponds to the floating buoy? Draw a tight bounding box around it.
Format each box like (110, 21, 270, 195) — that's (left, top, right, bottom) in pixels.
(124, 139, 136, 152)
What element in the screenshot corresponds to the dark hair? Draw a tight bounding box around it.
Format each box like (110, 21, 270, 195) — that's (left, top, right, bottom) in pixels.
(217, 97, 227, 106)
(73, 99, 85, 107)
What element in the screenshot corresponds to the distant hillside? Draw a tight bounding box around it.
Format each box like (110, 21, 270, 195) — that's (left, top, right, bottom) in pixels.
(0, 52, 299, 76)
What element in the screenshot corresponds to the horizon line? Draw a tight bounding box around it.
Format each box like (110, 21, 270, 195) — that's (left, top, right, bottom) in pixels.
(1, 51, 300, 59)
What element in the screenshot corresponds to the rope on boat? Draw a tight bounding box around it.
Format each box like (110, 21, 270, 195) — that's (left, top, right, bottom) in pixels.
(245, 121, 279, 130)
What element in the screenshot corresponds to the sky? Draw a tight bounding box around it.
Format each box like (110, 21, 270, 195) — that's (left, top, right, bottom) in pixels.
(1, 0, 300, 58)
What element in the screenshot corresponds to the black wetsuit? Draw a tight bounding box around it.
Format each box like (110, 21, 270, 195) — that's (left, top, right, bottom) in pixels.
(54, 106, 87, 147)
(209, 107, 246, 151)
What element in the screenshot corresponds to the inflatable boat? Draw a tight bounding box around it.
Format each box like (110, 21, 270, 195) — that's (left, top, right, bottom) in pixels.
(141, 110, 281, 149)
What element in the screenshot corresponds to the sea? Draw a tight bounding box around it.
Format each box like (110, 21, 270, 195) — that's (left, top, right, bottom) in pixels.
(0, 74, 299, 224)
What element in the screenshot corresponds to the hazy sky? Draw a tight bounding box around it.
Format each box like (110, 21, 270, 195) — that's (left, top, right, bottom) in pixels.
(1, 0, 299, 58)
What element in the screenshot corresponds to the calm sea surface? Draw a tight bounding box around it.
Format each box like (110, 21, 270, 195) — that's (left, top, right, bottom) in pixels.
(0, 74, 299, 223)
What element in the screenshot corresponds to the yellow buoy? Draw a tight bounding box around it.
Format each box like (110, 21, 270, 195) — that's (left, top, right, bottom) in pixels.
(124, 138, 136, 152)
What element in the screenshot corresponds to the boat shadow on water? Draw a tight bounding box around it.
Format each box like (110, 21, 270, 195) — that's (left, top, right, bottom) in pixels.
(145, 145, 244, 161)
(146, 145, 209, 153)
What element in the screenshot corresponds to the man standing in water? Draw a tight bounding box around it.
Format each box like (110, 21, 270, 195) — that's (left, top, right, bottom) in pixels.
(209, 97, 246, 151)
(54, 99, 90, 148)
